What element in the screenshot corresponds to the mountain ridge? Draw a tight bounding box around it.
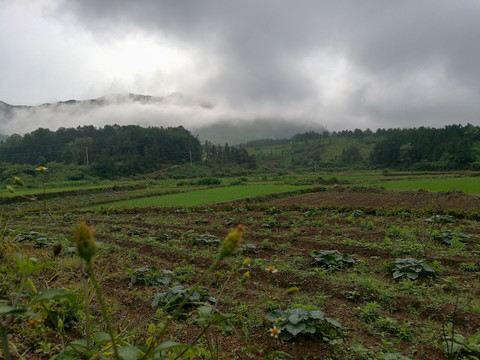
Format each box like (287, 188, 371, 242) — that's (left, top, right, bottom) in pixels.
(0, 93, 325, 144)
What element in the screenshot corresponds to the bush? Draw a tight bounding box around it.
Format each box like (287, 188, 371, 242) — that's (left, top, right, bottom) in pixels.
(196, 177, 221, 186)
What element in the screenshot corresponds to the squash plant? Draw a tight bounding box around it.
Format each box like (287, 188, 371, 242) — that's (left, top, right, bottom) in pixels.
(128, 266, 172, 286)
(390, 258, 436, 280)
(266, 307, 343, 341)
(310, 250, 355, 269)
(151, 285, 216, 312)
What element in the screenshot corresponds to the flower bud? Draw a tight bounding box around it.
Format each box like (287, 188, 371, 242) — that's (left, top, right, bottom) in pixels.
(73, 221, 96, 263)
(218, 225, 244, 260)
(6, 186, 14, 193)
(241, 271, 250, 284)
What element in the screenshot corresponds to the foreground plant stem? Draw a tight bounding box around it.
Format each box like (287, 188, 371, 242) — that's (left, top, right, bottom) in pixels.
(0, 326, 11, 360)
(87, 261, 120, 360)
(141, 257, 222, 360)
(80, 260, 91, 350)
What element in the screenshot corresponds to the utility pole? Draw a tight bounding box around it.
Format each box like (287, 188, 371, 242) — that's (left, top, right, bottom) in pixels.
(189, 150, 192, 166)
(86, 146, 89, 165)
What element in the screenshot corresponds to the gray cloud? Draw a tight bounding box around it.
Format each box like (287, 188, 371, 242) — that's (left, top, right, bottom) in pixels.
(1, 0, 479, 134)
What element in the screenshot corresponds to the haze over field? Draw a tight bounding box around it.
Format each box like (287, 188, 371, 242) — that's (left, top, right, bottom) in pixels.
(1, 1, 479, 135)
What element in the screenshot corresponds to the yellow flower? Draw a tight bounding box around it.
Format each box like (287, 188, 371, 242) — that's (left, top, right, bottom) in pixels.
(13, 177, 24, 187)
(270, 326, 280, 338)
(36, 166, 47, 172)
(266, 265, 278, 273)
(73, 221, 96, 263)
(243, 258, 251, 266)
(6, 186, 14, 193)
(218, 225, 244, 260)
(241, 271, 250, 284)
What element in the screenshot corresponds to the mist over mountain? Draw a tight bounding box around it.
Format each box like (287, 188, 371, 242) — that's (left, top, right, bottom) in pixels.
(0, 93, 325, 144)
(193, 119, 326, 145)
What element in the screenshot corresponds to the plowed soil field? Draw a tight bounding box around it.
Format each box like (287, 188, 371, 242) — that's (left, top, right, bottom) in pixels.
(3, 187, 480, 359)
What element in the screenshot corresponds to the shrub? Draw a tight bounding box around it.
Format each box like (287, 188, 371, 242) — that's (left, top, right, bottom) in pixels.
(266, 306, 343, 341)
(196, 177, 221, 186)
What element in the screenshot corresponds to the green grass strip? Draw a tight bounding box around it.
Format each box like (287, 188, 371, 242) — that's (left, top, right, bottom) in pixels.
(372, 177, 480, 194)
(89, 185, 311, 209)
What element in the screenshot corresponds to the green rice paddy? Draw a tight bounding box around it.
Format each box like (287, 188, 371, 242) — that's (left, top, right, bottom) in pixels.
(91, 184, 311, 209)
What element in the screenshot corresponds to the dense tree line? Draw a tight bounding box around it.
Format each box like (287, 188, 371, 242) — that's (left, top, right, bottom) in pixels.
(246, 124, 480, 171)
(369, 124, 479, 170)
(0, 125, 203, 177)
(203, 141, 257, 169)
(1, 124, 478, 178)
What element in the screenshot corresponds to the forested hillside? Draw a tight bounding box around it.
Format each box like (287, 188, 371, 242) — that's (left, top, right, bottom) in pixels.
(248, 124, 480, 171)
(1, 124, 478, 182)
(0, 124, 257, 181)
(0, 125, 202, 177)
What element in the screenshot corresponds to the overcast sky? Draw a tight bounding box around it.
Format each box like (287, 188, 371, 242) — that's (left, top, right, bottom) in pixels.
(1, 0, 479, 134)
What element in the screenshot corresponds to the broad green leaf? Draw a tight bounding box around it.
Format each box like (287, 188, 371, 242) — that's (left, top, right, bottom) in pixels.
(155, 341, 190, 351)
(308, 310, 325, 320)
(0, 303, 26, 315)
(288, 308, 309, 325)
(325, 317, 342, 328)
(94, 331, 111, 343)
(118, 345, 140, 360)
(55, 350, 77, 360)
(32, 288, 76, 305)
(198, 305, 213, 317)
(286, 322, 306, 336)
(266, 309, 287, 322)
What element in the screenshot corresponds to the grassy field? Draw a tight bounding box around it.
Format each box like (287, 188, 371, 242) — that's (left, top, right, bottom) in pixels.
(372, 176, 480, 194)
(90, 184, 312, 209)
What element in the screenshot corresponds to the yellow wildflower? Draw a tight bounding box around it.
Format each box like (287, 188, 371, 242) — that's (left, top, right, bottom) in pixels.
(6, 186, 14, 193)
(241, 271, 250, 284)
(36, 166, 47, 172)
(270, 326, 280, 338)
(13, 177, 24, 187)
(266, 265, 278, 273)
(243, 258, 251, 266)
